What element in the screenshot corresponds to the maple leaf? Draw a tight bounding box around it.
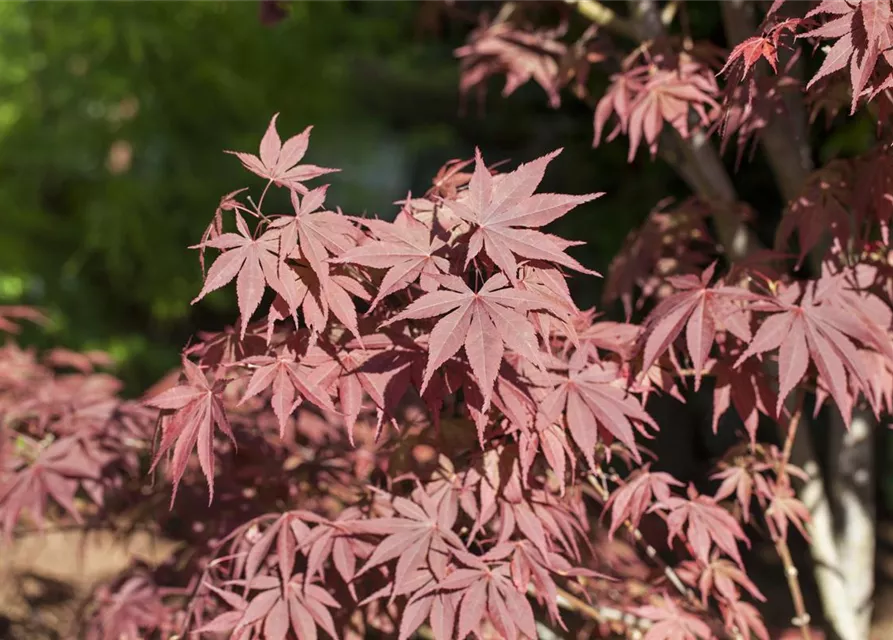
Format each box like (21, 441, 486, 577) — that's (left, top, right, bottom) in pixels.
(236, 346, 337, 435)
(406, 551, 539, 640)
(722, 36, 779, 77)
(203, 574, 340, 640)
(455, 19, 567, 109)
(331, 207, 450, 309)
(765, 480, 811, 541)
(605, 466, 683, 538)
(356, 490, 465, 594)
(445, 148, 601, 283)
(638, 262, 756, 390)
(227, 113, 338, 193)
(87, 575, 170, 640)
(659, 488, 749, 567)
(678, 556, 765, 607)
(537, 358, 658, 467)
(237, 510, 324, 586)
(711, 462, 773, 523)
(734, 281, 879, 425)
(635, 596, 713, 640)
(144, 357, 235, 504)
(271, 186, 359, 284)
(0, 435, 105, 537)
(425, 157, 476, 200)
(723, 600, 769, 640)
(191, 211, 285, 338)
(800, 0, 893, 113)
(710, 350, 778, 444)
(719, 18, 802, 81)
(382, 273, 556, 413)
(595, 59, 719, 161)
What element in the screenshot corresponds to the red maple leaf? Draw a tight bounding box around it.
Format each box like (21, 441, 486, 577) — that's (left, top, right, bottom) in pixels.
(356, 490, 465, 594)
(659, 487, 749, 567)
(710, 349, 778, 443)
(445, 148, 601, 283)
(0, 435, 107, 537)
(406, 550, 539, 640)
(537, 358, 657, 467)
(595, 59, 719, 161)
(678, 556, 765, 607)
(800, 0, 893, 113)
(236, 346, 337, 435)
(734, 280, 879, 425)
(87, 575, 170, 640)
(605, 466, 683, 537)
(201, 574, 340, 640)
(191, 211, 285, 338)
(724, 37, 779, 76)
(331, 207, 450, 309)
(382, 273, 555, 412)
(765, 480, 811, 541)
(723, 600, 770, 640)
(455, 19, 567, 109)
(227, 113, 338, 193)
(270, 186, 360, 285)
(638, 262, 756, 390)
(144, 357, 235, 503)
(634, 596, 713, 640)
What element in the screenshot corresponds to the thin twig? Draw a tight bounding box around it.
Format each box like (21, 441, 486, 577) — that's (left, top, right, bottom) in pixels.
(770, 397, 813, 640)
(552, 584, 653, 635)
(587, 473, 696, 602)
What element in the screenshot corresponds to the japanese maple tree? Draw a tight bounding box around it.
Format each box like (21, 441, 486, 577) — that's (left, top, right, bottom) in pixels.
(4, 1, 893, 639)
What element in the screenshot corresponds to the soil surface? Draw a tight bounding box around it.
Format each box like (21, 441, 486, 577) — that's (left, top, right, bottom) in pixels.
(0, 527, 178, 639)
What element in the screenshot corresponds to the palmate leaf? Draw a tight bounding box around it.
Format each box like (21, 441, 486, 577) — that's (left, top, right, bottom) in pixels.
(635, 596, 713, 640)
(382, 273, 557, 414)
(659, 489, 749, 567)
(800, 0, 893, 113)
(605, 466, 682, 537)
(226, 113, 339, 193)
(87, 576, 170, 640)
(537, 359, 657, 467)
(638, 262, 757, 390)
(446, 148, 602, 283)
(190, 211, 286, 339)
(594, 58, 719, 162)
(356, 489, 464, 595)
(200, 574, 340, 640)
(735, 280, 881, 425)
(144, 357, 235, 504)
(677, 556, 765, 608)
(331, 208, 450, 309)
(236, 346, 336, 436)
(403, 551, 539, 640)
(455, 19, 568, 109)
(723, 600, 770, 640)
(0, 435, 106, 537)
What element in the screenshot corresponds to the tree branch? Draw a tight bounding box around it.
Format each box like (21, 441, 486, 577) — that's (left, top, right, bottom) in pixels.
(719, 0, 813, 204)
(564, 0, 638, 40)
